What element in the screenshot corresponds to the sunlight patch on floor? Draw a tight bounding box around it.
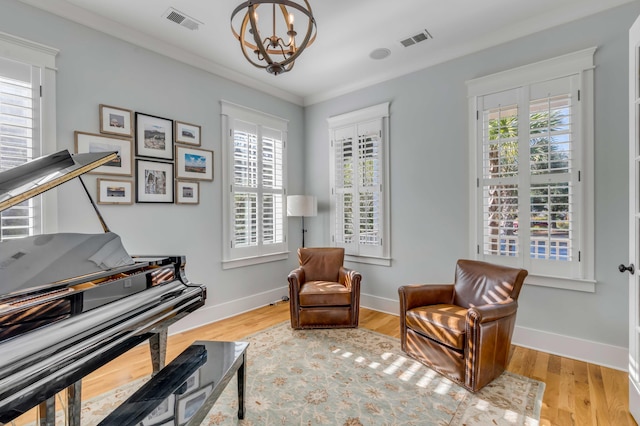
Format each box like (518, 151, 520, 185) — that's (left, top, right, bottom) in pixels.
(434, 380, 452, 395)
(383, 355, 407, 375)
(416, 369, 438, 388)
(398, 360, 423, 381)
(474, 399, 490, 410)
(502, 409, 519, 423)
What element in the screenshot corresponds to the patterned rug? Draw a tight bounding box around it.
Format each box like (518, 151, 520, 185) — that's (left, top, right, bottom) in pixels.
(34, 322, 544, 425)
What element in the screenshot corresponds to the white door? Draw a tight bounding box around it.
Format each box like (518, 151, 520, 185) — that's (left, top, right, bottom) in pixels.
(627, 14, 640, 424)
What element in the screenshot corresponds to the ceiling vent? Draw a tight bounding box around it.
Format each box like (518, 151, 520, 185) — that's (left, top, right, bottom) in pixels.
(400, 29, 433, 47)
(163, 7, 203, 31)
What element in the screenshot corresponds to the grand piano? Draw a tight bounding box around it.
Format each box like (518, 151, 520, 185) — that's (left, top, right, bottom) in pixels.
(0, 150, 207, 424)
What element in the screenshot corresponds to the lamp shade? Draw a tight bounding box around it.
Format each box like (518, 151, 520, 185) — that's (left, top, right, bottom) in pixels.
(287, 195, 317, 217)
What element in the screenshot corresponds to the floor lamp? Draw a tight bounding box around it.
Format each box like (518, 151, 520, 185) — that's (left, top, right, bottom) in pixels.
(287, 195, 317, 248)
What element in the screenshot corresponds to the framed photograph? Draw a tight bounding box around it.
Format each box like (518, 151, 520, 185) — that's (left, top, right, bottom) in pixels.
(175, 146, 213, 181)
(97, 178, 133, 205)
(75, 131, 133, 176)
(175, 121, 201, 146)
(141, 394, 174, 426)
(176, 181, 199, 205)
(136, 112, 174, 160)
(99, 104, 133, 137)
(177, 385, 212, 424)
(136, 159, 174, 203)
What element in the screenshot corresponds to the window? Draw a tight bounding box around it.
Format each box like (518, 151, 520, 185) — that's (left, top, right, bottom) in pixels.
(328, 102, 390, 266)
(467, 48, 595, 291)
(0, 32, 57, 241)
(221, 101, 287, 268)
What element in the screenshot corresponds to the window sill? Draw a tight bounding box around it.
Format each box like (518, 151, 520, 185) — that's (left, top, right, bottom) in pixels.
(525, 274, 596, 293)
(222, 252, 289, 270)
(345, 254, 391, 267)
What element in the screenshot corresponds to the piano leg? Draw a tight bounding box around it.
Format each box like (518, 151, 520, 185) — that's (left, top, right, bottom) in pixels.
(67, 381, 82, 426)
(37, 397, 55, 426)
(149, 328, 168, 374)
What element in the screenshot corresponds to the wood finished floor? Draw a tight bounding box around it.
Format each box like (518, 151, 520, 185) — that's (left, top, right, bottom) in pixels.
(12, 303, 637, 426)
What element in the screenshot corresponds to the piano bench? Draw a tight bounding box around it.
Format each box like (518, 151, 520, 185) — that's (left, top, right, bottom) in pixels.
(99, 340, 249, 425)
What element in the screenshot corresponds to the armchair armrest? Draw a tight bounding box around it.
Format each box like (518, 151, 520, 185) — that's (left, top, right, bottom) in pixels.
(398, 284, 455, 312)
(466, 299, 518, 324)
(287, 267, 306, 292)
(339, 266, 361, 291)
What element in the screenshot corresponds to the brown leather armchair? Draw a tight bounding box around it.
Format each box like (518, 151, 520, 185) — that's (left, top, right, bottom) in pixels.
(398, 259, 528, 392)
(288, 247, 361, 329)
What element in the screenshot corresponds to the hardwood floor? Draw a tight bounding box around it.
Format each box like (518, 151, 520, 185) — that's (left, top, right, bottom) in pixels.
(12, 303, 637, 426)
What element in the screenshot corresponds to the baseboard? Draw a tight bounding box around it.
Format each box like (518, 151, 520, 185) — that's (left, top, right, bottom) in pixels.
(169, 290, 629, 372)
(168, 286, 289, 334)
(511, 326, 628, 372)
(360, 293, 399, 315)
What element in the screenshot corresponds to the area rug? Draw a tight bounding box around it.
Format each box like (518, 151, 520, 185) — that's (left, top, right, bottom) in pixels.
(35, 322, 544, 425)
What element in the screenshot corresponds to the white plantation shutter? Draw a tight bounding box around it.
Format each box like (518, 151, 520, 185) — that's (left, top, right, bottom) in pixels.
(480, 92, 520, 264)
(469, 49, 594, 287)
(357, 119, 382, 248)
(232, 120, 258, 249)
(333, 126, 355, 249)
(221, 101, 288, 267)
(329, 102, 390, 264)
(261, 126, 285, 246)
(0, 56, 40, 241)
(527, 78, 579, 276)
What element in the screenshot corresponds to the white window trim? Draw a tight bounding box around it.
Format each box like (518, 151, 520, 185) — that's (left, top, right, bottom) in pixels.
(466, 47, 596, 292)
(220, 100, 289, 269)
(0, 31, 58, 234)
(328, 102, 391, 266)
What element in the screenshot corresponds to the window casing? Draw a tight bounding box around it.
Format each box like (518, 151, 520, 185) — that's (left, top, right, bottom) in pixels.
(467, 48, 595, 292)
(0, 31, 57, 240)
(329, 102, 390, 266)
(221, 101, 288, 269)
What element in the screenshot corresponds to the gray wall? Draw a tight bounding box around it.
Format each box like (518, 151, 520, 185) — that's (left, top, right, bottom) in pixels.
(304, 2, 640, 348)
(2, 0, 638, 350)
(1, 0, 305, 312)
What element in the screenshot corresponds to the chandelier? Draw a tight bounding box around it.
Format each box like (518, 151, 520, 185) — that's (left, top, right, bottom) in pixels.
(231, 0, 317, 75)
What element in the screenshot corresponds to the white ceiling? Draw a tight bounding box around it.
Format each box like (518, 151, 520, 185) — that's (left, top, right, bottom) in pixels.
(19, 0, 636, 105)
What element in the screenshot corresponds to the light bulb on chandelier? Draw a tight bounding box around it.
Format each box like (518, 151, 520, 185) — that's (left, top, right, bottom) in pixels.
(231, 0, 317, 75)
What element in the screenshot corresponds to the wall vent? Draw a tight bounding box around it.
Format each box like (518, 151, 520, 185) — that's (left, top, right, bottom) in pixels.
(400, 29, 433, 47)
(162, 7, 203, 31)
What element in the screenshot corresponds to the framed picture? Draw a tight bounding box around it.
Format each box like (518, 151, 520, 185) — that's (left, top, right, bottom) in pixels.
(175, 121, 201, 146)
(177, 385, 212, 424)
(136, 159, 174, 203)
(75, 131, 133, 176)
(135, 112, 174, 160)
(176, 181, 199, 205)
(175, 146, 213, 181)
(99, 104, 133, 137)
(97, 178, 133, 205)
(141, 394, 174, 426)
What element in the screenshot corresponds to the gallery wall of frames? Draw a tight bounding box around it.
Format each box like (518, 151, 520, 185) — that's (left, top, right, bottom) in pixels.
(75, 104, 213, 206)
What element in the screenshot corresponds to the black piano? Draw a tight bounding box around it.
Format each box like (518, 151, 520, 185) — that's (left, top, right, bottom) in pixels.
(0, 150, 207, 424)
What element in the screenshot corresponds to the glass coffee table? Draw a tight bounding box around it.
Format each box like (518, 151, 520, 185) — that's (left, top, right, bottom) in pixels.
(99, 340, 249, 425)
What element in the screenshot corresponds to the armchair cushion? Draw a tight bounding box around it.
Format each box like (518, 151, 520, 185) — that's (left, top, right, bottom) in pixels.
(299, 281, 352, 306)
(405, 304, 467, 350)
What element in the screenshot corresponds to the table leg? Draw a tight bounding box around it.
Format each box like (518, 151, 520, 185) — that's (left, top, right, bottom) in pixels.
(237, 352, 246, 419)
(37, 397, 55, 426)
(67, 381, 82, 426)
(149, 328, 168, 374)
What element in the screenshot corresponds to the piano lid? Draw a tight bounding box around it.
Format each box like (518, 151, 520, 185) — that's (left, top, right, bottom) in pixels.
(0, 149, 117, 212)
